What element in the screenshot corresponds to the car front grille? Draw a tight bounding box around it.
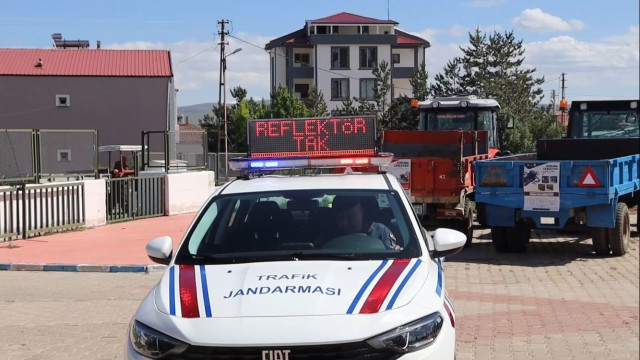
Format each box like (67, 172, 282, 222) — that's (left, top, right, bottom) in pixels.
(167, 341, 401, 360)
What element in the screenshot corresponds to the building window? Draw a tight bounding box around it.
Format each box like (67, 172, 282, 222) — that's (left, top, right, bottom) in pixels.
(57, 150, 71, 162)
(331, 78, 349, 100)
(56, 94, 70, 107)
(294, 84, 310, 99)
(392, 53, 400, 64)
(294, 53, 309, 66)
(332, 26, 339, 34)
(360, 26, 369, 34)
(359, 47, 377, 69)
(360, 79, 376, 100)
(331, 47, 349, 69)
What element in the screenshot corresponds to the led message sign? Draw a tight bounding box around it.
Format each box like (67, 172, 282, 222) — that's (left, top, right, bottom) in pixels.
(247, 116, 376, 158)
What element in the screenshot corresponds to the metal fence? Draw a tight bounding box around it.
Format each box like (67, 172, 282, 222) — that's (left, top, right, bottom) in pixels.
(0, 129, 36, 183)
(39, 129, 97, 179)
(105, 175, 165, 223)
(0, 182, 85, 242)
(208, 152, 245, 184)
(142, 130, 208, 173)
(0, 129, 98, 184)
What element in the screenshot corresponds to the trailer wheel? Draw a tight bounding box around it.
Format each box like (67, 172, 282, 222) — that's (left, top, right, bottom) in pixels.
(491, 227, 509, 252)
(508, 225, 530, 253)
(462, 199, 473, 247)
(609, 202, 630, 256)
(475, 202, 488, 228)
(591, 227, 610, 256)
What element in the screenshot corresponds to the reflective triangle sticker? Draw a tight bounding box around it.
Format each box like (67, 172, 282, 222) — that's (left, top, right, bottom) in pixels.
(578, 166, 601, 187)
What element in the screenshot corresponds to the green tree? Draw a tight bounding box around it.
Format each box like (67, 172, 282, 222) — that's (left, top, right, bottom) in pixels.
(387, 95, 419, 130)
(351, 60, 393, 135)
(430, 28, 563, 153)
(409, 61, 431, 101)
(336, 96, 360, 116)
(304, 86, 329, 117)
(228, 100, 250, 153)
(270, 86, 310, 118)
(230, 86, 247, 102)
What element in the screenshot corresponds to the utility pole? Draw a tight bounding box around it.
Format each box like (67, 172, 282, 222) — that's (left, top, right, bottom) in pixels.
(217, 19, 230, 181)
(218, 20, 229, 108)
(559, 73, 568, 127)
(550, 89, 556, 114)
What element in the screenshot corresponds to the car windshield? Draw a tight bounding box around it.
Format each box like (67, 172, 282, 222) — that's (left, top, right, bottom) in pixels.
(174, 189, 421, 264)
(422, 110, 493, 131)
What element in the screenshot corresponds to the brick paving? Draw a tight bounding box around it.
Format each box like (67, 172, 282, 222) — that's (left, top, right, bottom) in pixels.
(448, 221, 639, 360)
(0, 208, 637, 359)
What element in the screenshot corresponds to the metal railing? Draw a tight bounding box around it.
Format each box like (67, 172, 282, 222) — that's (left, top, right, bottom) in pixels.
(0, 182, 85, 242)
(106, 175, 165, 223)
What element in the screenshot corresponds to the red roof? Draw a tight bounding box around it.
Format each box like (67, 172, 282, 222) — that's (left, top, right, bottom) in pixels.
(398, 35, 425, 45)
(310, 12, 398, 25)
(0, 49, 173, 77)
(178, 123, 205, 143)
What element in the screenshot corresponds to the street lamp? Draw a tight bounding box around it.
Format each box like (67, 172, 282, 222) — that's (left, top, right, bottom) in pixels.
(222, 47, 242, 180)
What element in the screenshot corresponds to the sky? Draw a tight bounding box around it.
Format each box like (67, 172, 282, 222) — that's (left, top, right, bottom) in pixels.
(2, 0, 638, 108)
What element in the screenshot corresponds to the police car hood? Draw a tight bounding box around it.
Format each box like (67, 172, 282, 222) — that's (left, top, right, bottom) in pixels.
(154, 259, 428, 318)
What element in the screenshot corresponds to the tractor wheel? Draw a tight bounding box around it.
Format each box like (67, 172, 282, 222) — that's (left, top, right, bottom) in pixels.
(591, 227, 610, 256)
(508, 225, 531, 253)
(475, 202, 488, 228)
(609, 202, 630, 256)
(491, 227, 509, 252)
(462, 199, 473, 248)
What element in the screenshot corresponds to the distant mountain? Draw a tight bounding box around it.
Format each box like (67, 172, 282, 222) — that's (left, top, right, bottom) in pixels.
(177, 103, 215, 125)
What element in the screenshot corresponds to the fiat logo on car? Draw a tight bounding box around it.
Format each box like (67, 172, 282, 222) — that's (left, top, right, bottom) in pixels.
(262, 350, 291, 360)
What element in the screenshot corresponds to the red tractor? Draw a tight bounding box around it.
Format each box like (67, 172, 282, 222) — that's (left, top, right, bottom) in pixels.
(380, 95, 507, 246)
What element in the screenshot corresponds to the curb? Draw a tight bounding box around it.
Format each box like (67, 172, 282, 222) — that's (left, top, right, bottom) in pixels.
(0, 262, 167, 273)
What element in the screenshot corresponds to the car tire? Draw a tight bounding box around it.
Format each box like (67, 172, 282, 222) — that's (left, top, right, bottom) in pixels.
(491, 227, 509, 252)
(609, 202, 630, 256)
(591, 227, 610, 256)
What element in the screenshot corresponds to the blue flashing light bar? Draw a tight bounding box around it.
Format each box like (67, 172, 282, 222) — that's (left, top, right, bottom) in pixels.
(229, 153, 394, 172)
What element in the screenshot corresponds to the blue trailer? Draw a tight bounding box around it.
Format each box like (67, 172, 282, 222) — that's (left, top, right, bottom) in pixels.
(474, 99, 639, 255)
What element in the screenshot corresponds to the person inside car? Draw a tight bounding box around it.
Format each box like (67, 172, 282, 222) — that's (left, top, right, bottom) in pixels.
(332, 195, 403, 250)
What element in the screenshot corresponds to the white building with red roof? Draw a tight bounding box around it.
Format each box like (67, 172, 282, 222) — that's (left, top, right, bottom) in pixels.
(265, 12, 430, 112)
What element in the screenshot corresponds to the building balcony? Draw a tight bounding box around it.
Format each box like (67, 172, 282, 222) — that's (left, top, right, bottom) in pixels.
(288, 66, 314, 79)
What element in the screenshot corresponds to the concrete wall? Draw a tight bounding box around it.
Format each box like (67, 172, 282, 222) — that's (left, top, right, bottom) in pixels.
(83, 179, 107, 228)
(164, 171, 217, 216)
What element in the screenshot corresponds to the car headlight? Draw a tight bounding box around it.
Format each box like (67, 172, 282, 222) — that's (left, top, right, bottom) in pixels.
(366, 312, 444, 353)
(129, 319, 188, 359)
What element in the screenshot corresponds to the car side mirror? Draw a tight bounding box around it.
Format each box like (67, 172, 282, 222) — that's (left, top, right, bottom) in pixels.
(146, 236, 173, 265)
(430, 228, 466, 258)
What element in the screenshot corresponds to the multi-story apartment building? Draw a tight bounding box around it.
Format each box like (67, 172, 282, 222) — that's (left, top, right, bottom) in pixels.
(265, 12, 430, 112)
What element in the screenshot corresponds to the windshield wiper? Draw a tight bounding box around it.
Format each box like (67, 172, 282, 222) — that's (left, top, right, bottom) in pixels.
(285, 252, 368, 260)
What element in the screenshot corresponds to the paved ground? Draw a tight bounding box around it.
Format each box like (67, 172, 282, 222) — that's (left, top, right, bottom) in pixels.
(0, 209, 638, 359)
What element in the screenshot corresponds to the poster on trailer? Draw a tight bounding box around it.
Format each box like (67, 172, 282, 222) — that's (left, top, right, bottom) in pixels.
(523, 162, 560, 211)
(382, 159, 411, 191)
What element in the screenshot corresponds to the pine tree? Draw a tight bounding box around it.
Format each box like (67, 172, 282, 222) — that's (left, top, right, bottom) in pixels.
(409, 61, 431, 101)
(430, 28, 563, 153)
(304, 86, 329, 117)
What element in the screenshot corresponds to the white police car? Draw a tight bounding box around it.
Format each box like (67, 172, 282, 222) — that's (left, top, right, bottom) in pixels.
(127, 116, 465, 359)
